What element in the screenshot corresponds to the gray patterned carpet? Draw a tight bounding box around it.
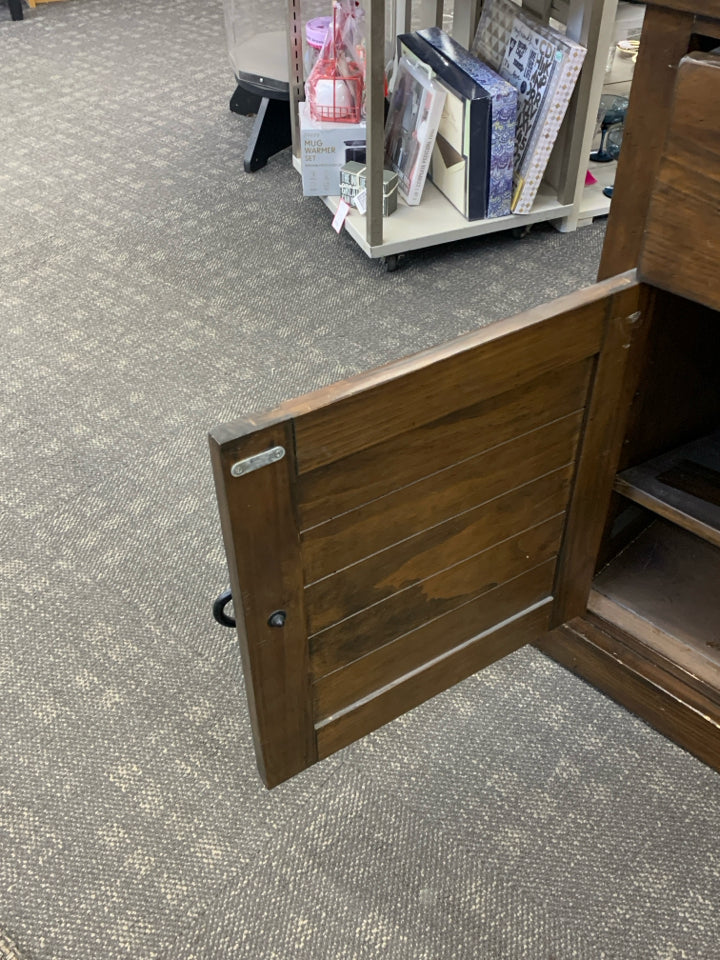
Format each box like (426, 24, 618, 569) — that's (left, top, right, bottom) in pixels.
(2, 1, 720, 958)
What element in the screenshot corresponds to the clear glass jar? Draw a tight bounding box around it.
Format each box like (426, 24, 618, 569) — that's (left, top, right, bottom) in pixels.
(304, 15, 332, 78)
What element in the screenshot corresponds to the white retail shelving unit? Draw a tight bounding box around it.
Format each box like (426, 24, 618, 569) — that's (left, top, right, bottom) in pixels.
(284, 0, 631, 263)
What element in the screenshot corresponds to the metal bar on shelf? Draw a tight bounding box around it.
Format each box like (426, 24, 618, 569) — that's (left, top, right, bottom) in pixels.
(452, 0, 482, 50)
(286, 0, 305, 157)
(555, 0, 618, 211)
(366, 0, 386, 247)
(522, 0, 554, 18)
(452, 0, 481, 47)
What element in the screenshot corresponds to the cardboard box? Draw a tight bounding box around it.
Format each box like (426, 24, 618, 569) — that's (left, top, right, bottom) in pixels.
(300, 101, 366, 197)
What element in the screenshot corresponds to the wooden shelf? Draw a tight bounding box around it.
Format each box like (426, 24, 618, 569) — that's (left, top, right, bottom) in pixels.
(614, 430, 720, 548)
(589, 519, 720, 692)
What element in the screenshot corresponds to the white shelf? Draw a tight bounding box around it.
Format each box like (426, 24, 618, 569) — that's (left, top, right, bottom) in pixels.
(286, 0, 623, 257)
(579, 159, 615, 221)
(293, 155, 573, 257)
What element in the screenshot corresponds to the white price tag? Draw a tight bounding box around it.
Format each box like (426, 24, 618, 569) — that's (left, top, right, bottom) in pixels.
(355, 189, 367, 216)
(332, 200, 351, 233)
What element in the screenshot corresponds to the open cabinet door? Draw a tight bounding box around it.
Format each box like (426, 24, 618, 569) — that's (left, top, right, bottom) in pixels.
(210, 273, 646, 787)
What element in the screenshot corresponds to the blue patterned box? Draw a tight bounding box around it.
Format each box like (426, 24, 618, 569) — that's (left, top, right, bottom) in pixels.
(418, 27, 516, 218)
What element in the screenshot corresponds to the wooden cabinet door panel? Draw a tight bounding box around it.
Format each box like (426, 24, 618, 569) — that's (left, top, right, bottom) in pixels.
(209, 273, 645, 787)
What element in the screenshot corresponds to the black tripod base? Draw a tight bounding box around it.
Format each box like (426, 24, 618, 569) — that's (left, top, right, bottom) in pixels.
(230, 83, 262, 116)
(243, 97, 292, 173)
(229, 82, 291, 174)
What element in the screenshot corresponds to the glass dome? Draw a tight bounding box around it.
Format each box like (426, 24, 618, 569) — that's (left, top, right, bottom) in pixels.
(224, 0, 337, 85)
(223, 0, 397, 86)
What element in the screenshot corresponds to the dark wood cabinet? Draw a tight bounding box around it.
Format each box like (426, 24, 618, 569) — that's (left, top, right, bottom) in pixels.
(210, 8, 720, 788)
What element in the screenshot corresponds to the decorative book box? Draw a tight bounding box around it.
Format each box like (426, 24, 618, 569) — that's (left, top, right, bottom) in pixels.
(416, 27, 517, 219)
(399, 31, 516, 220)
(472, 0, 586, 214)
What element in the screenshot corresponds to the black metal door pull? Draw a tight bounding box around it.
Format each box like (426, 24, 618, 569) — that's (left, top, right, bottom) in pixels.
(213, 589, 236, 628)
(213, 592, 286, 631)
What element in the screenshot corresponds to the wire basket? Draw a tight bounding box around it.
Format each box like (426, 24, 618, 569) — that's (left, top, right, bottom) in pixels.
(307, 4, 364, 123)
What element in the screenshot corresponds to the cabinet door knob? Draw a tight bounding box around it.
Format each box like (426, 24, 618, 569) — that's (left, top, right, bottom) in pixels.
(267, 610, 287, 629)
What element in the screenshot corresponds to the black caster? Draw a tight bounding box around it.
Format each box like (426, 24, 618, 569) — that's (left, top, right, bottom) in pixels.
(511, 225, 532, 239)
(383, 254, 401, 272)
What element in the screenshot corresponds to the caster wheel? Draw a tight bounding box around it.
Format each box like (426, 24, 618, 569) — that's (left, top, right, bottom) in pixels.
(383, 254, 400, 272)
(511, 225, 532, 240)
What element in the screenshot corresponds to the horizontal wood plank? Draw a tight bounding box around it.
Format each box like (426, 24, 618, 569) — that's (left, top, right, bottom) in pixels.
(316, 603, 551, 760)
(297, 360, 592, 530)
(589, 591, 720, 695)
(591, 519, 720, 683)
(314, 560, 555, 721)
(210, 277, 635, 461)
(310, 513, 565, 680)
(293, 300, 606, 473)
(302, 411, 583, 585)
(306, 466, 573, 635)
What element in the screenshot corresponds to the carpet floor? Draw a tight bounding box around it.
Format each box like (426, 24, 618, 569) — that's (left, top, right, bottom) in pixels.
(2, 1, 720, 958)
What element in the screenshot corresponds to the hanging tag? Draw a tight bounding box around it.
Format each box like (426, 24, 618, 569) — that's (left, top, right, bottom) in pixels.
(354, 189, 367, 216)
(332, 200, 351, 233)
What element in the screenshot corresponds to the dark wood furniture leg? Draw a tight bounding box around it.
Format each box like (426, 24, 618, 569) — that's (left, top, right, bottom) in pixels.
(9, 0, 24, 20)
(598, 6, 694, 279)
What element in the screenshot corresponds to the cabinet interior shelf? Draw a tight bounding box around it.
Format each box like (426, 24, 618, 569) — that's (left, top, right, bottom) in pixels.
(613, 431, 720, 548)
(589, 519, 720, 696)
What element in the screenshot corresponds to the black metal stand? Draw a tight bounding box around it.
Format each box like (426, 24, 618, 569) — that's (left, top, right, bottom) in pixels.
(230, 83, 262, 117)
(230, 73, 292, 174)
(9, 0, 24, 20)
(243, 97, 292, 173)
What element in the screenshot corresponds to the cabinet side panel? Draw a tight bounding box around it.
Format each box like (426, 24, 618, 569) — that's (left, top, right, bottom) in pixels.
(638, 54, 720, 312)
(598, 6, 695, 280)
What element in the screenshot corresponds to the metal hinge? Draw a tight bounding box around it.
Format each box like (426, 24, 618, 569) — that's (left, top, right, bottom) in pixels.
(230, 445, 285, 478)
